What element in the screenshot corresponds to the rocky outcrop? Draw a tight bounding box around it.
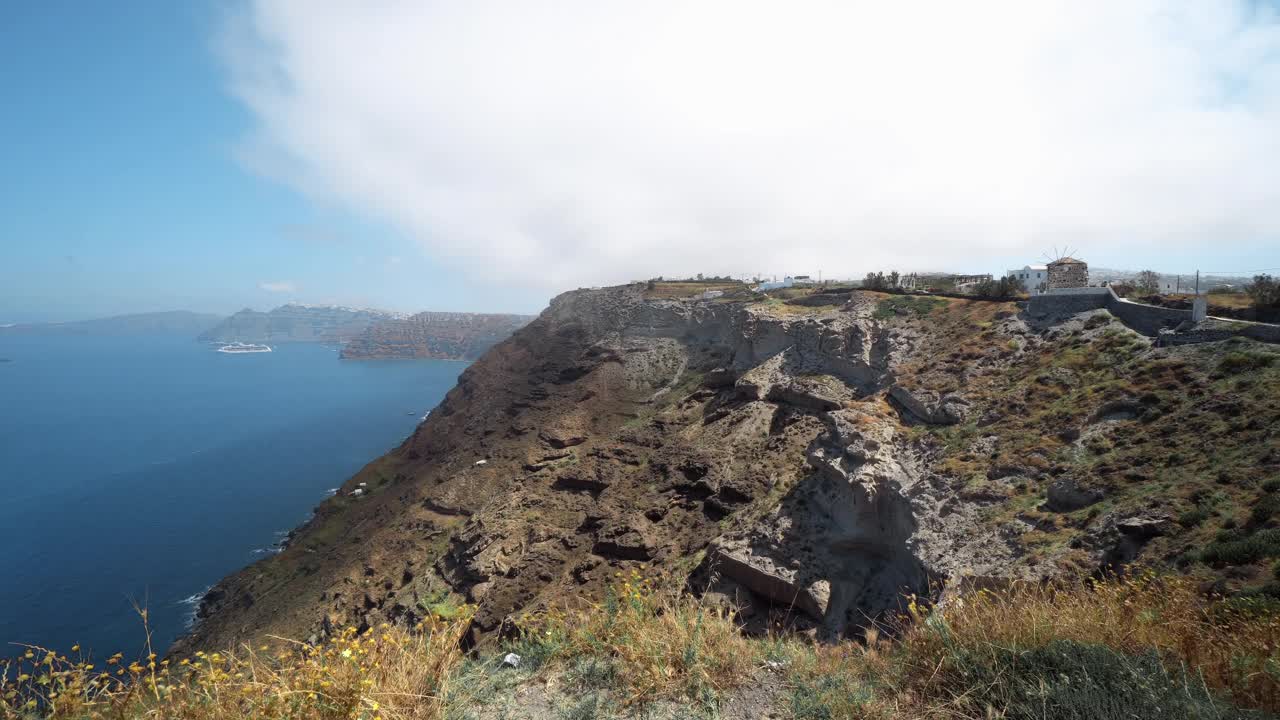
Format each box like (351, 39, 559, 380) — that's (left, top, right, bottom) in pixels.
(710, 408, 933, 640)
(1044, 478, 1104, 512)
(179, 285, 921, 651)
(340, 312, 533, 360)
(176, 283, 1212, 655)
(888, 385, 970, 425)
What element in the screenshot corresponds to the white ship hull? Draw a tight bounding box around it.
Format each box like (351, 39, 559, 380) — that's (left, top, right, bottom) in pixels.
(217, 342, 272, 354)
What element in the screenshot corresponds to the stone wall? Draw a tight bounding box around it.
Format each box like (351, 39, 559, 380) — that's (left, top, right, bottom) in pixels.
(1027, 288, 1109, 317)
(1047, 260, 1089, 289)
(1103, 294, 1192, 336)
(1026, 286, 1280, 345)
(1242, 323, 1280, 344)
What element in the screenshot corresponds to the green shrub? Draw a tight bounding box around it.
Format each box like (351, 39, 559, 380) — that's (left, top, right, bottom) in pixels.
(417, 586, 465, 620)
(873, 295, 947, 319)
(1218, 528, 1249, 543)
(1084, 313, 1113, 330)
(935, 640, 1265, 720)
(1178, 506, 1212, 528)
(1201, 529, 1280, 565)
(1219, 352, 1276, 374)
(567, 656, 618, 689)
(1252, 494, 1280, 525)
(790, 672, 875, 720)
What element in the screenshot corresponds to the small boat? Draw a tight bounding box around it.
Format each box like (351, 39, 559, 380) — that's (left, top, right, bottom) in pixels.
(217, 342, 272, 354)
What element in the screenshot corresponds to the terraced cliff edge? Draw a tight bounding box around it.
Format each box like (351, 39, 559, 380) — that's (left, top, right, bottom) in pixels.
(339, 312, 534, 360)
(174, 284, 1280, 653)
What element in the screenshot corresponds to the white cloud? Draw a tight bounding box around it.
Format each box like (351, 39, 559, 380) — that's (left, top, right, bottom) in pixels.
(258, 280, 297, 293)
(221, 1, 1280, 286)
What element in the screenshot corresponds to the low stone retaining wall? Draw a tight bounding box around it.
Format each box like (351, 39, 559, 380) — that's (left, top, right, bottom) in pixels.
(1242, 323, 1280, 344)
(1028, 286, 1280, 345)
(1105, 295, 1191, 336)
(1027, 288, 1109, 317)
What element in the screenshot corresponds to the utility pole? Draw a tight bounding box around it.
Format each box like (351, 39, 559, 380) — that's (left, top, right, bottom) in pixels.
(1192, 270, 1207, 322)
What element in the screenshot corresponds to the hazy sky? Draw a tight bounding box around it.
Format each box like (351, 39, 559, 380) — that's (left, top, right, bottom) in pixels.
(4, 1, 1280, 322)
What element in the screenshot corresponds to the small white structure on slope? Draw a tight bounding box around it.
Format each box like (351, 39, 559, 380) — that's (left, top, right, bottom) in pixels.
(754, 277, 795, 292)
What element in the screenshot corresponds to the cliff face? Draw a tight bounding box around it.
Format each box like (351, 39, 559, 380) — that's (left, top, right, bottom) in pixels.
(199, 305, 401, 344)
(175, 285, 1280, 653)
(339, 312, 533, 360)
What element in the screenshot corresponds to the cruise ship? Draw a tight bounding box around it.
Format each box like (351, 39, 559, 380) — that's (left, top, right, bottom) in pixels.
(217, 342, 272, 354)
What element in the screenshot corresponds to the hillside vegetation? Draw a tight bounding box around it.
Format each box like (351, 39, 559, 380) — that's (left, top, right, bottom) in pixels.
(4, 575, 1277, 718)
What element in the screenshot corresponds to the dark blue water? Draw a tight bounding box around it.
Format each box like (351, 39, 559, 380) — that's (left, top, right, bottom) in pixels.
(0, 335, 462, 659)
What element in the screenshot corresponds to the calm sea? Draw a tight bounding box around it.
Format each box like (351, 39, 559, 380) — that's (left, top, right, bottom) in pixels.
(0, 335, 463, 659)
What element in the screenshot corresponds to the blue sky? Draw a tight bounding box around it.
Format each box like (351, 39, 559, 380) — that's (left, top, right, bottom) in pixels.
(2, 2, 1278, 323)
(0, 1, 547, 323)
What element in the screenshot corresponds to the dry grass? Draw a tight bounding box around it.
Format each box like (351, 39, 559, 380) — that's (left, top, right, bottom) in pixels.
(1, 612, 471, 720)
(777, 572, 1280, 719)
(641, 281, 742, 299)
(6, 575, 1278, 719)
(517, 569, 754, 707)
(899, 572, 1280, 714)
(754, 297, 828, 316)
(1167, 292, 1255, 311)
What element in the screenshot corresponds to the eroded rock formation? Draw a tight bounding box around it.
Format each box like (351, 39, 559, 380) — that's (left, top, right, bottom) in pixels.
(175, 285, 1274, 655)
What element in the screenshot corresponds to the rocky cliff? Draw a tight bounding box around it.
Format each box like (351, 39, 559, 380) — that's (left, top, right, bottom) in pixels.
(199, 304, 402, 344)
(339, 312, 533, 360)
(175, 285, 1280, 653)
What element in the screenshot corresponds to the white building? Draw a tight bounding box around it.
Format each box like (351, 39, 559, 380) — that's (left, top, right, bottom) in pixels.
(1006, 265, 1048, 294)
(1104, 274, 1189, 295)
(754, 276, 795, 292)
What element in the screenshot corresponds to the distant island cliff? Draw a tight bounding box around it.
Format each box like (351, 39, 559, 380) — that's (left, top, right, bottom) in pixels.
(339, 311, 534, 360)
(198, 304, 532, 360)
(0, 311, 223, 337)
(198, 304, 402, 345)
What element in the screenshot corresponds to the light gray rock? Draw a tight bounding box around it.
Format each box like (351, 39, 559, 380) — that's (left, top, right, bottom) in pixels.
(1045, 478, 1104, 512)
(889, 385, 970, 425)
(711, 410, 932, 641)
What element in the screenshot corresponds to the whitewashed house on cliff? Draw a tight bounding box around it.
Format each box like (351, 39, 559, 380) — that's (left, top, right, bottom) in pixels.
(1006, 265, 1048, 294)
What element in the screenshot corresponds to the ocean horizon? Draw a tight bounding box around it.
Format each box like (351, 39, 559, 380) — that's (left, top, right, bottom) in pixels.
(0, 334, 463, 659)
